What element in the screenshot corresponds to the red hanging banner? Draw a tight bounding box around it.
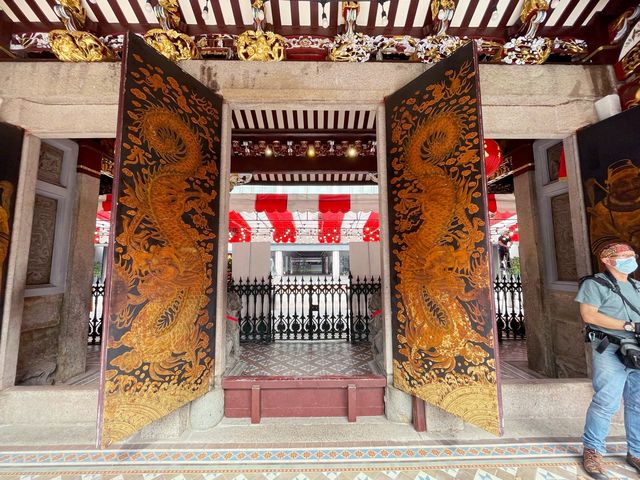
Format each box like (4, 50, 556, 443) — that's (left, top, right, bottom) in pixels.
(318, 195, 350, 243)
(229, 211, 251, 242)
(255, 194, 296, 243)
(363, 212, 380, 242)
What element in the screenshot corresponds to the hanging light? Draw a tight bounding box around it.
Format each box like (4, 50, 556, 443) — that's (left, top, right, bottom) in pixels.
(490, 7, 499, 22)
(320, 0, 329, 28)
(202, 0, 210, 20)
(379, 0, 389, 26)
(346, 145, 358, 158)
(264, 145, 274, 157)
(307, 145, 316, 158)
(145, 0, 153, 12)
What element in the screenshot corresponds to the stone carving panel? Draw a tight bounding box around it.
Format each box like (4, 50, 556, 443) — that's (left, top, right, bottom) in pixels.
(551, 193, 577, 282)
(38, 143, 64, 186)
(26, 195, 58, 286)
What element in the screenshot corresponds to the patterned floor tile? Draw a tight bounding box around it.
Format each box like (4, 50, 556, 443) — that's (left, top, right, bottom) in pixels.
(63, 339, 540, 384)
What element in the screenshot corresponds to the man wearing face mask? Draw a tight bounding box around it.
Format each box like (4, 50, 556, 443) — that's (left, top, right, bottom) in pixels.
(576, 242, 640, 479)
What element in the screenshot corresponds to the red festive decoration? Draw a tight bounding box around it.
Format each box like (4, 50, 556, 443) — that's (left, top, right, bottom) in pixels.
(363, 212, 380, 242)
(229, 211, 252, 243)
(256, 194, 296, 243)
(484, 139, 503, 177)
(101, 194, 112, 212)
(487, 193, 497, 213)
(509, 224, 519, 242)
(318, 194, 350, 244)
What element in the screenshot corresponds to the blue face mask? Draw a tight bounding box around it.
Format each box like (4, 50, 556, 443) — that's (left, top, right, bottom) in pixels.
(615, 257, 638, 274)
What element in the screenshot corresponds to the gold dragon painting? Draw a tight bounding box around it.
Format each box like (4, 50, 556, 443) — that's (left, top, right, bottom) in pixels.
(99, 35, 222, 447)
(385, 43, 502, 435)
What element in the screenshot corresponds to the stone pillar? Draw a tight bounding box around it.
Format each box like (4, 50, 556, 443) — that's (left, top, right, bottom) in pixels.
(332, 250, 340, 279)
(375, 103, 393, 381)
(513, 171, 557, 377)
(55, 146, 100, 382)
(213, 101, 231, 387)
(0, 134, 40, 390)
(564, 134, 594, 374)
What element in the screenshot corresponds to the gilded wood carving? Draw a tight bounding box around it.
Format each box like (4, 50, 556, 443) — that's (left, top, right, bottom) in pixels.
(99, 34, 222, 447)
(385, 43, 502, 435)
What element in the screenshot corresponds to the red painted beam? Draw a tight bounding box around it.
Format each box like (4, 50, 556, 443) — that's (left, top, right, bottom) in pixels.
(231, 155, 377, 173)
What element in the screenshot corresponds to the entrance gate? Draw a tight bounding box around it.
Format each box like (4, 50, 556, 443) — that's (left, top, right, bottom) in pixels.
(230, 275, 380, 343)
(99, 34, 502, 446)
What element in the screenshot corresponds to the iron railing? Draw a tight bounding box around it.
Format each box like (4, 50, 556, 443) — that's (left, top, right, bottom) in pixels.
(88, 279, 104, 345)
(88, 274, 524, 345)
(230, 274, 380, 343)
(494, 274, 525, 340)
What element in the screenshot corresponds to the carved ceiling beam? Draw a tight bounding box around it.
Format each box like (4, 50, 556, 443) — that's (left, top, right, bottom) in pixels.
(329, 1, 374, 62)
(231, 155, 377, 173)
(232, 129, 376, 142)
(144, 0, 199, 61)
(582, 3, 640, 66)
(431, 0, 456, 36)
(237, 0, 285, 61)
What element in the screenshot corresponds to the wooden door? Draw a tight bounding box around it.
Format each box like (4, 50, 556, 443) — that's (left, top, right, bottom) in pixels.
(97, 34, 223, 447)
(385, 42, 503, 435)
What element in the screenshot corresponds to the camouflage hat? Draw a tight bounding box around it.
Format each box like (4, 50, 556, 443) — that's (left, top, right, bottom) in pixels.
(599, 242, 635, 259)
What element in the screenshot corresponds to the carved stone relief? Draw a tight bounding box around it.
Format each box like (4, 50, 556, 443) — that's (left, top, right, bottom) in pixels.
(551, 193, 577, 282)
(38, 143, 65, 186)
(26, 194, 58, 286)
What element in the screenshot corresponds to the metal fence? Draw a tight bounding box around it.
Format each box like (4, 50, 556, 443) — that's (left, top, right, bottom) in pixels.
(230, 274, 380, 343)
(88, 274, 524, 345)
(88, 279, 105, 345)
(494, 274, 525, 340)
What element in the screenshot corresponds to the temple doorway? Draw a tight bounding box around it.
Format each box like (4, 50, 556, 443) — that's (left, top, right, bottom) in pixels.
(221, 119, 387, 421)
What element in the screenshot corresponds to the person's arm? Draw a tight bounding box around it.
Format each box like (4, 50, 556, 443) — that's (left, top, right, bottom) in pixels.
(579, 303, 627, 331)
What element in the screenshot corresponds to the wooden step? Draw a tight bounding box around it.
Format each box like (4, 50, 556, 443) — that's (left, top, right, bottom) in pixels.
(222, 375, 387, 423)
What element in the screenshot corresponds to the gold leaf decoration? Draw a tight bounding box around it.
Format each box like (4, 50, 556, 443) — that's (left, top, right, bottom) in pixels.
(144, 28, 200, 61)
(237, 30, 285, 62)
(48, 30, 115, 62)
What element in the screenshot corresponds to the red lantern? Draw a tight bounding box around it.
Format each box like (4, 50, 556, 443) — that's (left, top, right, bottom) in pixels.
(484, 139, 503, 177)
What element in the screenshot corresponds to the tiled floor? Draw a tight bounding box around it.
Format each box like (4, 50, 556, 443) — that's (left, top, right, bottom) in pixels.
(498, 340, 546, 380)
(229, 342, 377, 376)
(0, 460, 637, 480)
(0, 442, 637, 479)
(65, 339, 544, 384)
